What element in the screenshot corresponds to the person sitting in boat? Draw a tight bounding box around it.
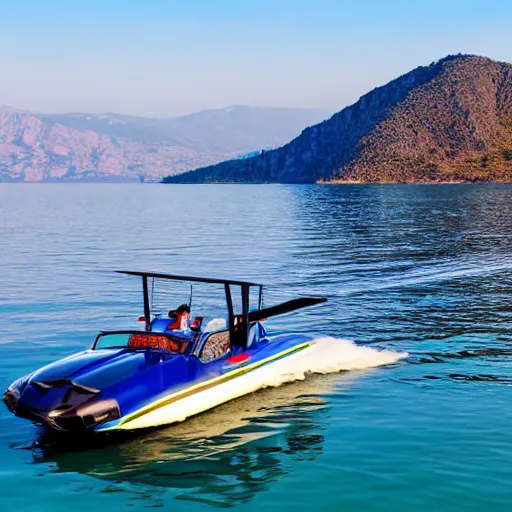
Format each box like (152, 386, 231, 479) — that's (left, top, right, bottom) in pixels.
(167, 304, 190, 331)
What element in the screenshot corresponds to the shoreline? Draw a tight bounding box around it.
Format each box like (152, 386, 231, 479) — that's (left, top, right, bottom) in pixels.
(317, 179, 507, 185)
(2, 179, 512, 185)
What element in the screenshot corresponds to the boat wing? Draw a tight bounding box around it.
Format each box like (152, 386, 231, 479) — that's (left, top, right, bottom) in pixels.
(249, 297, 327, 322)
(115, 270, 263, 287)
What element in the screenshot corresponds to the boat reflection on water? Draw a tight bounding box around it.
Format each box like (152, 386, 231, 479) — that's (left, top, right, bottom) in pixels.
(32, 373, 352, 507)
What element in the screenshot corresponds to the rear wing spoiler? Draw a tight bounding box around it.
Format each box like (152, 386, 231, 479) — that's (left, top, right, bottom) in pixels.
(249, 297, 327, 323)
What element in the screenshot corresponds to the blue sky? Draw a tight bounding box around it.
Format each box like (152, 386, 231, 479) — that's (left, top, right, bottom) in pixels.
(1, 0, 511, 117)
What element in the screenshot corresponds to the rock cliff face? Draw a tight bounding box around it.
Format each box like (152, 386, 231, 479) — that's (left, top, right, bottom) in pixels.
(0, 111, 222, 181)
(165, 55, 512, 184)
(0, 106, 328, 181)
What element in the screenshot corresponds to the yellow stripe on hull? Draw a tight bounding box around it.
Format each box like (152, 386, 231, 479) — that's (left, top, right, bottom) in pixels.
(100, 342, 314, 431)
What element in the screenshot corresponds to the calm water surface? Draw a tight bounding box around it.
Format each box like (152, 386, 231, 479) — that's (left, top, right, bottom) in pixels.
(0, 183, 511, 511)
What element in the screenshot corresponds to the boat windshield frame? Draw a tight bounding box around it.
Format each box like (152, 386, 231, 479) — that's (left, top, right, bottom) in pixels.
(91, 330, 193, 353)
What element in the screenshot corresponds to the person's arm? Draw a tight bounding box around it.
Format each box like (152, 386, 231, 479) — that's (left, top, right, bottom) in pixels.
(167, 313, 182, 330)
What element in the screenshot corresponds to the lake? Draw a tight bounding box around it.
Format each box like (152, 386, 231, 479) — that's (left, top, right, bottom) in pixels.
(0, 183, 511, 511)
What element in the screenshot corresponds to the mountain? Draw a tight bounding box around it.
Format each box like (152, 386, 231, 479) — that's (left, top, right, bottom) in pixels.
(0, 106, 328, 181)
(41, 106, 330, 152)
(164, 55, 512, 184)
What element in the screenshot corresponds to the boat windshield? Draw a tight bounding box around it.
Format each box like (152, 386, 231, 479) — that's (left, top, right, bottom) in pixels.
(93, 332, 189, 354)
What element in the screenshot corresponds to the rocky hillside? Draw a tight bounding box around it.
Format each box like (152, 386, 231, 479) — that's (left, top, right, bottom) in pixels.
(0, 106, 328, 181)
(165, 55, 512, 184)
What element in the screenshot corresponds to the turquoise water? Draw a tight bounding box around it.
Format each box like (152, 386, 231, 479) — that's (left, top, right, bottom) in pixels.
(0, 183, 511, 511)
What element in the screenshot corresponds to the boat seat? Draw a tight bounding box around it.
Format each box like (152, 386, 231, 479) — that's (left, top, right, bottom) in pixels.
(127, 333, 188, 354)
(199, 330, 231, 362)
(247, 322, 266, 348)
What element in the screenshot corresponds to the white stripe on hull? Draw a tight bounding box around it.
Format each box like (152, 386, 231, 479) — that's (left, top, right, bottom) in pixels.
(109, 344, 314, 431)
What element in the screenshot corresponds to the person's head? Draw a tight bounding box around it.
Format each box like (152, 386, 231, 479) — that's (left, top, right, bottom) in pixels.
(176, 304, 190, 315)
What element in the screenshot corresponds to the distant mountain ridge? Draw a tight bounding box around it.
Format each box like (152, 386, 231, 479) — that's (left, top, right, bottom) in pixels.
(39, 106, 330, 152)
(0, 106, 328, 181)
(164, 55, 512, 184)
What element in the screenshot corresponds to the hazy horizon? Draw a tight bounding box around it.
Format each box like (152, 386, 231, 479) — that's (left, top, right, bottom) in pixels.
(0, 103, 333, 119)
(2, 0, 512, 117)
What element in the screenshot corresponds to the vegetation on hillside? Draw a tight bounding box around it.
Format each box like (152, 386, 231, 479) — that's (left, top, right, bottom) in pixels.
(165, 55, 512, 184)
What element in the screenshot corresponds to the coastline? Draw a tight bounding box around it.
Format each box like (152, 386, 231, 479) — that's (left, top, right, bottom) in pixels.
(317, 181, 469, 185)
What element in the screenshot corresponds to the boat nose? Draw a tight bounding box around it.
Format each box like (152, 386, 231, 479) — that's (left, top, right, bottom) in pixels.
(3, 388, 19, 413)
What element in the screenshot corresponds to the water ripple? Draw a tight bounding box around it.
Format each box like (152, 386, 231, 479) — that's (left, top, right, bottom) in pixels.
(1, 183, 512, 511)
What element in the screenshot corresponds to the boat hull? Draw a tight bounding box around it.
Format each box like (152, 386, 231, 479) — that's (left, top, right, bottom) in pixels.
(100, 341, 314, 431)
(4, 334, 316, 434)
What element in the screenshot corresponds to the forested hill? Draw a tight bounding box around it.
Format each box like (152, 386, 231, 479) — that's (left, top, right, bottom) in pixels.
(164, 55, 512, 184)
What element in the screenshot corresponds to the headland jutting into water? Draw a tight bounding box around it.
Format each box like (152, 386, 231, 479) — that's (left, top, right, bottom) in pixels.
(164, 55, 512, 185)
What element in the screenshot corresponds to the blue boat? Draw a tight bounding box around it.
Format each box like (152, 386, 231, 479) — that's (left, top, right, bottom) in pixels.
(3, 271, 326, 433)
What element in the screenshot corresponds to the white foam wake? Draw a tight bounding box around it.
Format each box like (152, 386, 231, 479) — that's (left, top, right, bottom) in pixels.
(261, 337, 408, 388)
